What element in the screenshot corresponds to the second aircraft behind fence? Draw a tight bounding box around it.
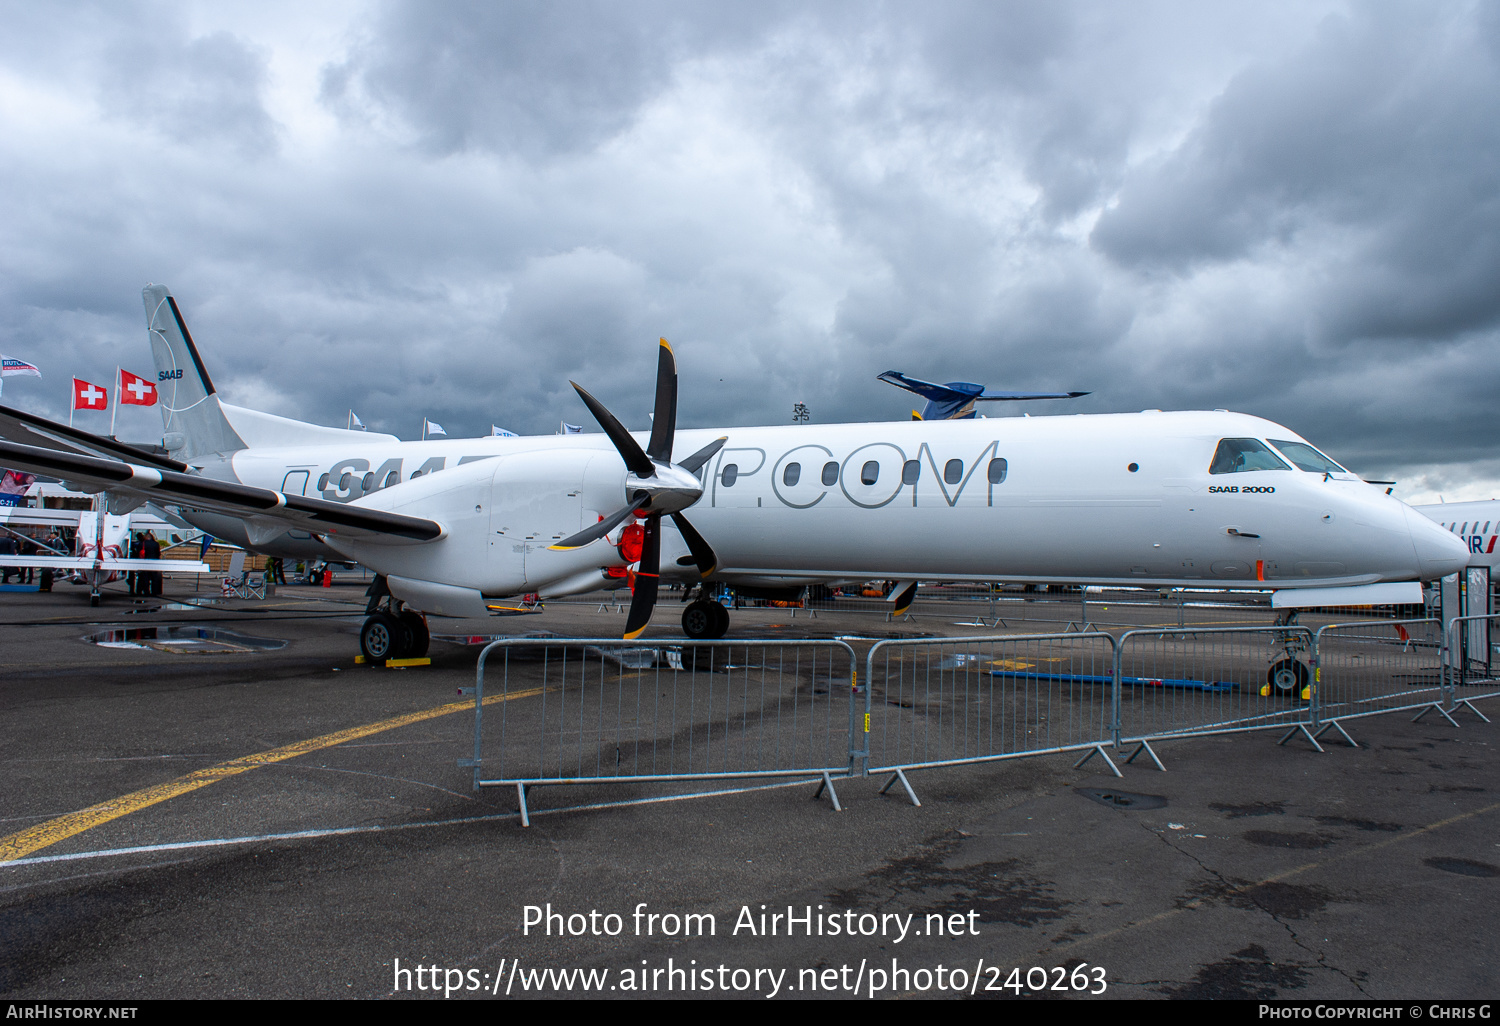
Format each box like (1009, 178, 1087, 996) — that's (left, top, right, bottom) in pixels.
(0, 285, 1471, 658)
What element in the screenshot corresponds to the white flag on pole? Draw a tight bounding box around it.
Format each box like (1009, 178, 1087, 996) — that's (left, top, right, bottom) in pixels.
(350, 411, 365, 430)
(560, 421, 583, 434)
(491, 425, 517, 437)
(424, 418, 447, 437)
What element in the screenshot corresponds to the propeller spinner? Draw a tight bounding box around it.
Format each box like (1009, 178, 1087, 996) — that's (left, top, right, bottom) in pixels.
(549, 340, 726, 639)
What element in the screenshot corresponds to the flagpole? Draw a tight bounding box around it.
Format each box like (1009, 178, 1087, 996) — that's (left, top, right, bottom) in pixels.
(109, 367, 120, 437)
(69, 381, 75, 429)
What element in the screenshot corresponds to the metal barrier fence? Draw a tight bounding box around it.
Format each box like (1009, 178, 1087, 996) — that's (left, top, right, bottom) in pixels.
(466, 619, 1499, 824)
(466, 637, 857, 824)
(1114, 626, 1319, 752)
(1445, 614, 1500, 723)
(1314, 618, 1448, 734)
(861, 633, 1120, 805)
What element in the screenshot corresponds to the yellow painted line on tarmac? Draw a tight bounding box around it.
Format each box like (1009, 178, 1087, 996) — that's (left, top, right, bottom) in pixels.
(0, 686, 545, 864)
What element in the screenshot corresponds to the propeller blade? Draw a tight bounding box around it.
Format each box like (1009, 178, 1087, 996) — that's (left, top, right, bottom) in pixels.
(669, 512, 717, 577)
(646, 339, 677, 464)
(677, 436, 727, 475)
(622, 516, 661, 639)
(548, 491, 648, 551)
(570, 382, 655, 478)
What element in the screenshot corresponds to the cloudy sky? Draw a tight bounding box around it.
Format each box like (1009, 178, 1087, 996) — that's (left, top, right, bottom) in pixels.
(1, 1, 1497, 501)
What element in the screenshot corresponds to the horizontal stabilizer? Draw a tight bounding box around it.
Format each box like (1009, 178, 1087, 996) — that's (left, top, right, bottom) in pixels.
(0, 403, 188, 472)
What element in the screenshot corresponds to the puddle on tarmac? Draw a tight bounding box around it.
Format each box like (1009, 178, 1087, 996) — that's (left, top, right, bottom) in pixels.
(84, 625, 287, 654)
(123, 599, 233, 615)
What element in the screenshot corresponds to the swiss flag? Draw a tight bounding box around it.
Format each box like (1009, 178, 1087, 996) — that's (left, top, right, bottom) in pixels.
(73, 378, 108, 410)
(120, 369, 158, 406)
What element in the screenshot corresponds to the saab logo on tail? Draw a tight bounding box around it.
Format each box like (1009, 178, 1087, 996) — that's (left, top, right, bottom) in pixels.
(158, 369, 184, 381)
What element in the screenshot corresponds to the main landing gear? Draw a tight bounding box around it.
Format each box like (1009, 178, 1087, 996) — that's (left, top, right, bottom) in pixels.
(681, 595, 730, 640)
(360, 576, 431, 661)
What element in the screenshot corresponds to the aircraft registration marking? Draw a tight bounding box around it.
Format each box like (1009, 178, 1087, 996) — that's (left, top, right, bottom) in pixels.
(0, 686, 547, 864)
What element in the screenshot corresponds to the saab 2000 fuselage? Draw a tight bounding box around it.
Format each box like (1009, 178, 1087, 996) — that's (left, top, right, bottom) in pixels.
(190, 410, 1464, 604)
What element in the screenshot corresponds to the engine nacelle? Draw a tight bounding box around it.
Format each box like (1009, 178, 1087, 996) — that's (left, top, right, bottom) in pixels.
(326, 447, 630, 612)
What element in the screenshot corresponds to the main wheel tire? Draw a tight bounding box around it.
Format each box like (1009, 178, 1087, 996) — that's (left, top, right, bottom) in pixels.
(709, 600, 730, 639)
(398, 610, 430, 658)
(682, 600, 717, 639)
(361, 612, 401, 661)
(1267, 658, 1310, 697)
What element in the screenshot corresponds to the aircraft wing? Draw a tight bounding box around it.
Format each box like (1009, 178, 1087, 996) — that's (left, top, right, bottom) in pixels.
(0, 440, 443, 544)
(0, 404, 189, 472)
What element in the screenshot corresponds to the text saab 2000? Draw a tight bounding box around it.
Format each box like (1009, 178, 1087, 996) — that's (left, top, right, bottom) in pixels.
(0, 285, 1468, 660)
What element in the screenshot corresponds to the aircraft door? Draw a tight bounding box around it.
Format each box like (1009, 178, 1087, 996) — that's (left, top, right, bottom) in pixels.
(281, 470, 310, 496)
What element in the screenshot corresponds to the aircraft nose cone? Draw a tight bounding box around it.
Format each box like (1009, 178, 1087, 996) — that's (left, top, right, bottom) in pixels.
(1405, 506, 1470, 580)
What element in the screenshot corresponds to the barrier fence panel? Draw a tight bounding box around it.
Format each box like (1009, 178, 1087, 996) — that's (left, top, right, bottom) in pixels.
(1114, 626, 1318, 752)
(862, 633, 1119, 804)
(1313, 618, 1447, 736)
(1445, 614, 1500, 723)
(467, 638, 858, 824)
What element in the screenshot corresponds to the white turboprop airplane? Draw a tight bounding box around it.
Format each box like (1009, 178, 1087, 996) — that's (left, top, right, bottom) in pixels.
(0, 285, 1470, 659)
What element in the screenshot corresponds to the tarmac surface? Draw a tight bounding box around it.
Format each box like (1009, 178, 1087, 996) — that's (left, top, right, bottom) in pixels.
(1, 577, 1496, 1000)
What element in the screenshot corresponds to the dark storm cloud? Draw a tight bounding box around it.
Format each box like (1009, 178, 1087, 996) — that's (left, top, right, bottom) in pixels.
(321, 0, 796, 158)
(97, 27, 279, 158)
(1, 1, 1495, 499)
(1092, 3, 1500, 344)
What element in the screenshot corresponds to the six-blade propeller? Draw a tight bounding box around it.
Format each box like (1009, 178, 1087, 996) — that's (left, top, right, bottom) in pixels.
(550, 340, 725, 638)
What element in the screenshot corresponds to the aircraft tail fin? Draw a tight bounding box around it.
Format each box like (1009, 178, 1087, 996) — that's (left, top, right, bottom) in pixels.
(142, 285, 247, 460)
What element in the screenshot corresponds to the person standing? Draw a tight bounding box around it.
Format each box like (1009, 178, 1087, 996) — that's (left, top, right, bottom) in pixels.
(19, 532, 35, 584)
(128, 533, 143, 595)
(143, 532, 162, 596)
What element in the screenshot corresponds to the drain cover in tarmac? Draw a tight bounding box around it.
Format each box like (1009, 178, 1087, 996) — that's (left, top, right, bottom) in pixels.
(1076, 788, 1168, 810)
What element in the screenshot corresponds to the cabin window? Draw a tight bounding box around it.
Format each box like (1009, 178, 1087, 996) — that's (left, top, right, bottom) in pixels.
(384, 470, 399, 488)
(1268, 439, 1348, 474)
(339, 472, 353, 491)
(1485, 522, 1492, 534)
(722, 464, 739, 487)
(987, 458, 1008, 484)
(318, 473, 330, 490)
(944, 459, 963, 485)
(1460, 522, 1469, 535)
(360, 472, 375, 492)
(1209, 438, 1291, 474)
(821, 462, 839, 486)
(782, 463, 800, 486)
(902, 460, 920, 485)
(861, 461, 880, 486)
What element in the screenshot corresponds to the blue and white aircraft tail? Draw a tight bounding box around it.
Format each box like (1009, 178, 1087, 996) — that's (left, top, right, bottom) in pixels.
(877, 370, 1089, 420)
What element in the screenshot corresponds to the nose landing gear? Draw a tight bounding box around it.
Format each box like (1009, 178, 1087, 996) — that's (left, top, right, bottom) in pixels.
(1263, 609, 1312, 700)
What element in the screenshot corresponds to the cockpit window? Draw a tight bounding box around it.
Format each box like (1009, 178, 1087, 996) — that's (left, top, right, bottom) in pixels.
(1268, 439, 1348, 475)
(1209, 438, 1291, 475)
